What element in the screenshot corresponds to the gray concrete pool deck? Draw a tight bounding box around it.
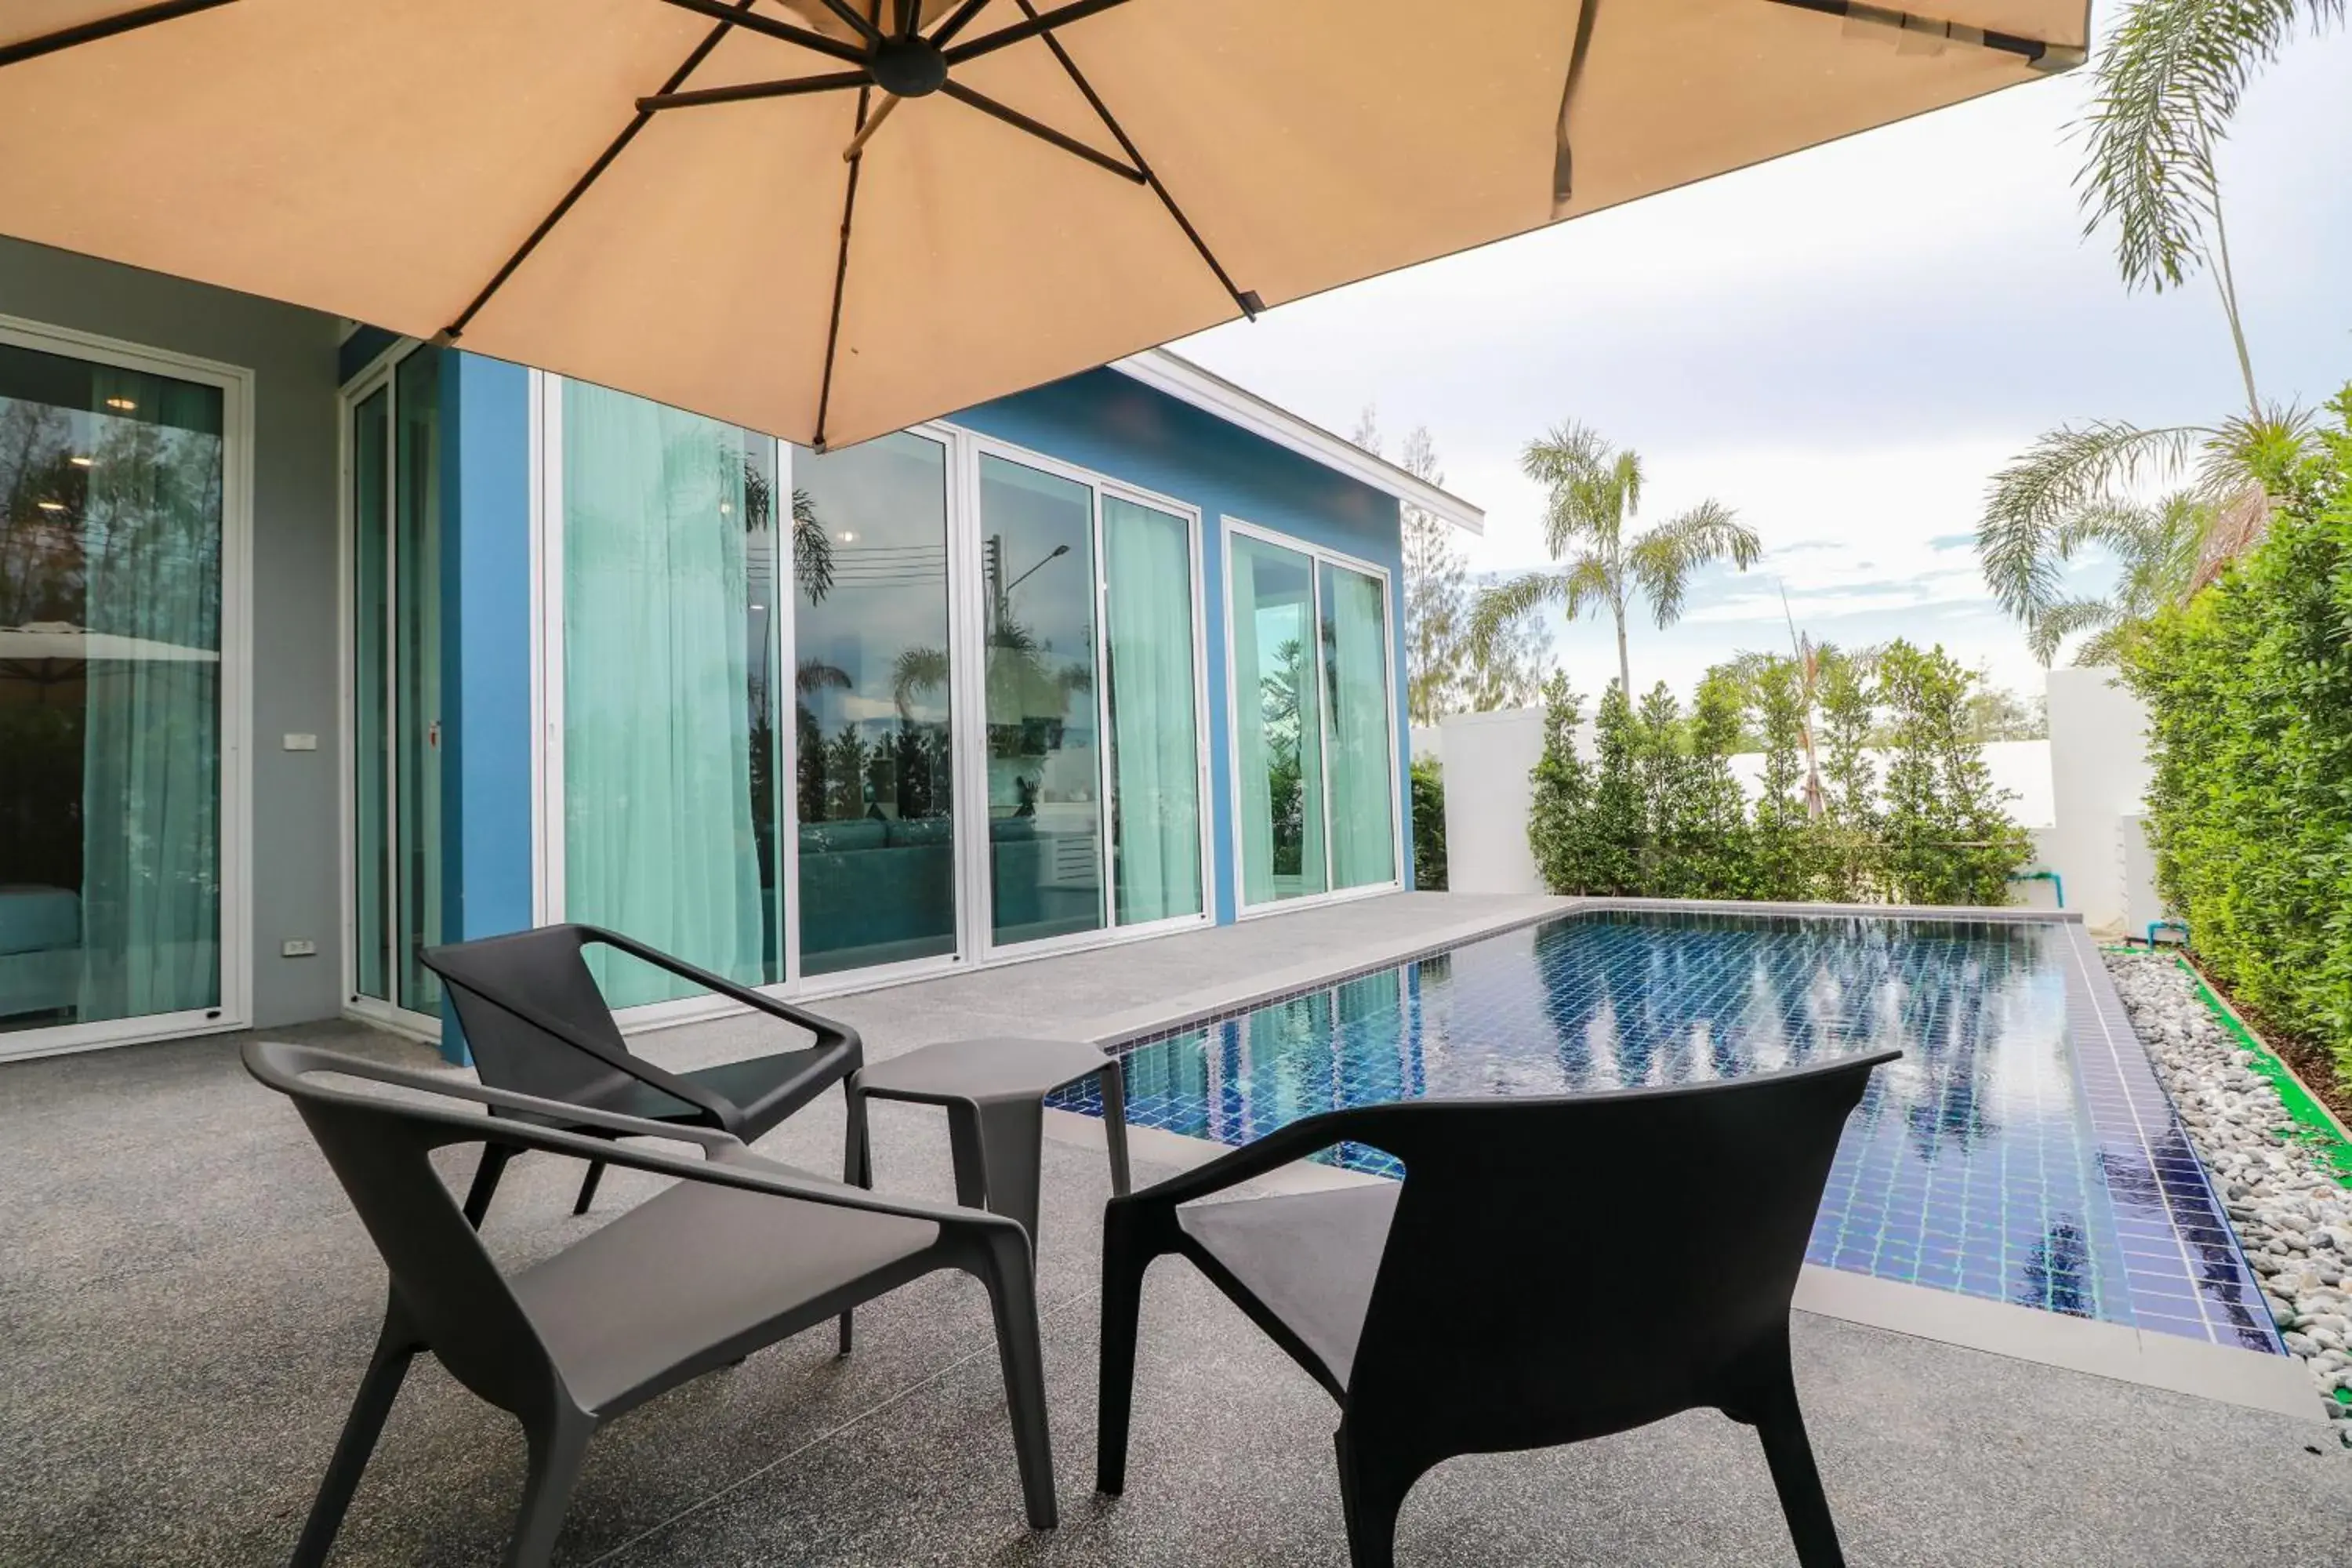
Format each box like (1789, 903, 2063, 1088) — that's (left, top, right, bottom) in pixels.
(2, 892, 2343, 1566)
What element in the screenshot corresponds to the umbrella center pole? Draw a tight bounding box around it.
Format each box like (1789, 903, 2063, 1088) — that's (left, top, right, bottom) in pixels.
(868, 37, 948, 97)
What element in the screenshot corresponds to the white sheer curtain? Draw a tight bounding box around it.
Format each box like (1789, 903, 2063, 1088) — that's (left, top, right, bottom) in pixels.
(1105, 498, 1201, 924)
(562, 381, 762, 1007)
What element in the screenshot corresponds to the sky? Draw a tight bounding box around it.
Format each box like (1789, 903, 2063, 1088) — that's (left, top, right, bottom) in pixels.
(1171, 25, 2352, 707)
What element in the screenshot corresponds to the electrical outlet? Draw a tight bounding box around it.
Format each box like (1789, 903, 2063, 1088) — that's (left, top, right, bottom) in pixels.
(281, 938, 318, 958)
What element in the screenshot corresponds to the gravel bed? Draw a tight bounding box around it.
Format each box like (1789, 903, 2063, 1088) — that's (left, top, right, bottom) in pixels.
(2105, 950, 2352, 1440)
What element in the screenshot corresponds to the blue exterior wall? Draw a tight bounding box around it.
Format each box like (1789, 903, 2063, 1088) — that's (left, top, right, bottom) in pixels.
(419, 357, 1411, 1046)
(435, 352, 535, 1059)
(949, 368, 1414, 920)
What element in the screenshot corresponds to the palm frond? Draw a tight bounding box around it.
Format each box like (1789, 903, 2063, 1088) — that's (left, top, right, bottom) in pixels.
(2026, 597, 2122, 666)
(2076, 0, 2343, 292)
(1467, 569, 1569, 656)
(1978, 420, 2205, 620)
(1519, 423, 1609, 491)
(1627, 499, 1759, 628)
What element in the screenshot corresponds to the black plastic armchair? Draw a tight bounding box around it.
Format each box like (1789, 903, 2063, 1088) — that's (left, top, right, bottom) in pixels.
(421, 924, 862, 1225)
(1097, 1049, 1899, 1568)
(244, 1039, 1055, 1567)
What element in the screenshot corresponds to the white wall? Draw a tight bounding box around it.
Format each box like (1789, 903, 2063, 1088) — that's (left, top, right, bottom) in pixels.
(2045, 666, 2155, 935)
(1436, 706, 1548, 894)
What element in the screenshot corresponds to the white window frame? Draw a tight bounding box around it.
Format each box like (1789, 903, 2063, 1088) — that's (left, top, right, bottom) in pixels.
(0, 313, 253, 1061)
(524, 377, 1218, 1034)
(1221, 517, 1406, 920)
(336, 338, 441, 1044)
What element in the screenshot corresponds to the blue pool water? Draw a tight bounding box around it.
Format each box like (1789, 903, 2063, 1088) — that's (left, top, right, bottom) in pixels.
(1050, 910, 2278, 1351)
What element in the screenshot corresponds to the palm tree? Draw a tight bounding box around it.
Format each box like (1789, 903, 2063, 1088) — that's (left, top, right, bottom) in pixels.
(2005, 491, 2211, 666)
(1472, 422, 1759, 701)
(1980, 0, 2339, 659)
(2077, 0, 2343, 414)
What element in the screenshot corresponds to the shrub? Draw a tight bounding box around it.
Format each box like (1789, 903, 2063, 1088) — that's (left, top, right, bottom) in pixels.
(2125, 390, 2352, 1085)
(1409, 756, 1448, 891)
(1523, 644, 2031, 909)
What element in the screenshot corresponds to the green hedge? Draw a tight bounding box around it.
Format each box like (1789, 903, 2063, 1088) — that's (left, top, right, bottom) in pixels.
(2125, 391, 2352, 1087)
(1410, 756, 1448, 891)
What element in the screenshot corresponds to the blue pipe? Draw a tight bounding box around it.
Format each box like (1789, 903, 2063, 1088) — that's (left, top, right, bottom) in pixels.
(2009, 869, 2064, 910)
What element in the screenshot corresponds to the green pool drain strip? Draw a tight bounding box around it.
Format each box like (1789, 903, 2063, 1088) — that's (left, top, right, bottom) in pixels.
(2169, 954, 2352, 1190)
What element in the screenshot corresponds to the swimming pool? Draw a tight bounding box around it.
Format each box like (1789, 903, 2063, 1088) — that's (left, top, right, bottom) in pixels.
(1049, 909, 2280, 1352)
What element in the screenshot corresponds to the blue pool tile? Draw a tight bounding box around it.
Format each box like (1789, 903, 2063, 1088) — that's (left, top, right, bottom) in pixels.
(1052, 909, 2280, 1352)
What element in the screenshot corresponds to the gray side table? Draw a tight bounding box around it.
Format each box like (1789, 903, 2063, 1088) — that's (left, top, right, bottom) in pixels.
(846, 1036, 1131, 1257)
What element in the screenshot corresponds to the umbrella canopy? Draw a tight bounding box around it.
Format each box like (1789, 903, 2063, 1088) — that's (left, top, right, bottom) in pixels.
(0, 1, 2087, 448)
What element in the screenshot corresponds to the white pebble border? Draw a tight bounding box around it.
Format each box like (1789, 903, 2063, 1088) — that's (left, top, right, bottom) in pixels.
(2104, 950, 2352, 1442)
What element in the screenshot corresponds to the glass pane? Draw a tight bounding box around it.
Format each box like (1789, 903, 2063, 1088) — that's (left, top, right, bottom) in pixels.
(350, 384, 390, 1005)
(392, 350, 444, 1014)
(792, 434, 956, 976)
(0, 339, 225, 1033)
(1229, 535, 1324, 904)
(1319, 561, 1397, 889)
(980, 455, 1102, 947)
(1103, 497, 1201, 924)
(561, 381, 779, 1007)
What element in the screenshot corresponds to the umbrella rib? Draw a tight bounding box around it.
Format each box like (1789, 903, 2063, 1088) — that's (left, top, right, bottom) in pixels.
(812, 0, 887, 43)
(640, 71, 867, 111)
(1759, 0, 2052, 61)
(941, 0, 1138, 65)
(1006, 0, 1256, 318)
(655, 0, 870, 64)
(815, 86, 875, 451)
(0, 0, 238, 71)
(441, 0, 761, 343)
(927, 0, 995, 47)
(938, 81, 1145, 184)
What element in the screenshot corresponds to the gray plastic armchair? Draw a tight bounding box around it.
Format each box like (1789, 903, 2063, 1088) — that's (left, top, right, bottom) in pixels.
(420, 924, 864, 1225)
(244, 1039, 1055, 1568)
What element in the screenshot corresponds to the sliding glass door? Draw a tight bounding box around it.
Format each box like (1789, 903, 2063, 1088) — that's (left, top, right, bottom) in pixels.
(347, 347, 442, 1023)
(1230, 526, 1399, 910)
(541, 387, 1209, 1007)
(1, 327, 236, 1051)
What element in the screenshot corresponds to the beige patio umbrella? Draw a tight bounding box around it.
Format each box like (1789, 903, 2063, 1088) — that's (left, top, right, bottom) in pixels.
(0, 1, 2088, 448)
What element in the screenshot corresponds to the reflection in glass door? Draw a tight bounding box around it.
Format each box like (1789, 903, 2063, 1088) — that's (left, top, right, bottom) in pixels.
(978, 454, 1102, 948)
(792, 433, 960, 975)
(0, 332, 230, 1046)
(347, 348, 441, 1022)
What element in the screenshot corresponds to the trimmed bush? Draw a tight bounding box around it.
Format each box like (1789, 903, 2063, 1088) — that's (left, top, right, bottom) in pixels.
(1410, 756, 1448, 891)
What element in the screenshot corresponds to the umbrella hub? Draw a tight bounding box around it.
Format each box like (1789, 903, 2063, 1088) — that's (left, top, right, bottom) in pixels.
(868, 38, 948, 99)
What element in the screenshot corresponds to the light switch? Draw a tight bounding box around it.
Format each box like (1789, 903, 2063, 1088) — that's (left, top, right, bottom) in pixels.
(282, 938, 318, 957)
(284, 733, 318, 751)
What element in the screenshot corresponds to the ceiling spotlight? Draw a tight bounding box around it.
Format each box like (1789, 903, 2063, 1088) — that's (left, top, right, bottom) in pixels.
(719, 501, 733, 515)
(103, 396, 136, 411)
(837, 528, 858, 543)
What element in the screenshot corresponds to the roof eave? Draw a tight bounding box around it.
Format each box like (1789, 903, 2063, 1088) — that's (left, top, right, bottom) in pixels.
(1110, 349, 1485, 535)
